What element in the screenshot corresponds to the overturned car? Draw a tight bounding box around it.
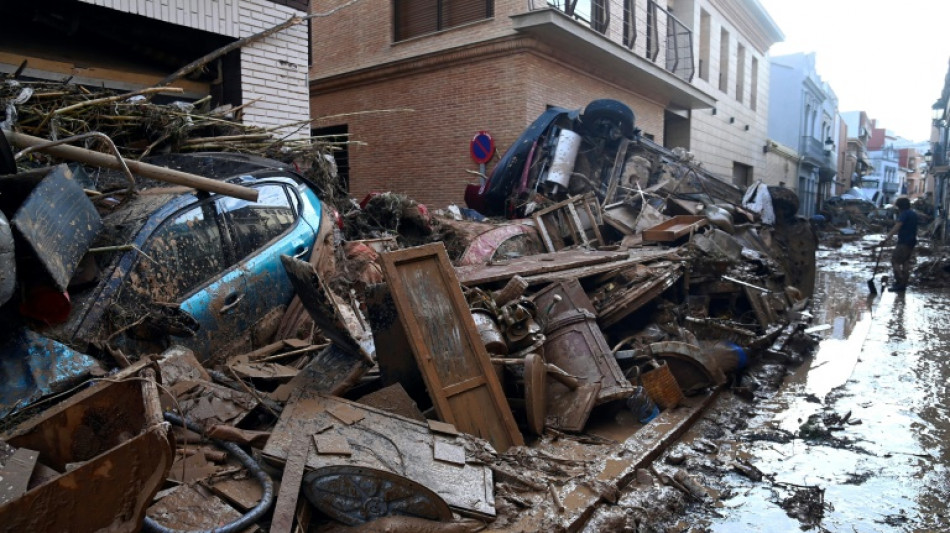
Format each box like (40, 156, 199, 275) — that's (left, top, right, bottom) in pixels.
(465, 99, 636, 218)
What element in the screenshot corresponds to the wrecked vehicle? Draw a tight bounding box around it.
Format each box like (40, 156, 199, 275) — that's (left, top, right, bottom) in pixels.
(4, 152, 327, 362)
(465, 99, 636, 218)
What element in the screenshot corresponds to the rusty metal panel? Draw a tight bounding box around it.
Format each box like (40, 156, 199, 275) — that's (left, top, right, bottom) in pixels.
(0, 374, 172, 533)
(263, 393, 495, 518)
(11, 165, 102, 291)
(379, 243, 523, 452)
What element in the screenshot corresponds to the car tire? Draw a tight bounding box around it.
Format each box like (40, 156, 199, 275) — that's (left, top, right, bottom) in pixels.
(581, 99, 636, 138)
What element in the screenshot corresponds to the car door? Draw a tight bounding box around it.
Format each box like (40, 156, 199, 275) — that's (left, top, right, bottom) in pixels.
(194, 181, 317, 353)
(121, 197, 249, 358)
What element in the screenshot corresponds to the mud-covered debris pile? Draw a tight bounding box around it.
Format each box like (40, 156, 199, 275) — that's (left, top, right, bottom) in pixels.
(0, 98, 822, 532)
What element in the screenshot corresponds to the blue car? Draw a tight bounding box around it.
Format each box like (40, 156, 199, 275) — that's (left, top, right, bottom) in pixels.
(39, 153, 326, 362)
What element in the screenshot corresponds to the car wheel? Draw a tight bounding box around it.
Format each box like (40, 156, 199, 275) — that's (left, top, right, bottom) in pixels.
(581, 99, 636, 138)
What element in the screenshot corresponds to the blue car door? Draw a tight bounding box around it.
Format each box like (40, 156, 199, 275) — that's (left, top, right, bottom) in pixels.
(178, 181, 318, 357)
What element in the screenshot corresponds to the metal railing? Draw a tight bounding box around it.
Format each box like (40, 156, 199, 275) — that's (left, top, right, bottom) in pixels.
(530, 0, 694, 83)
(800, 135, 833, 168)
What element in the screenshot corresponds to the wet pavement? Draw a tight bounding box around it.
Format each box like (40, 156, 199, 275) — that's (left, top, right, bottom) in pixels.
(685, 237, 950, 532)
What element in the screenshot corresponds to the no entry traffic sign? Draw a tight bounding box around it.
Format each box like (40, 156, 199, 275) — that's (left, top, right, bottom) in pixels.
(470, 131, 495, 164)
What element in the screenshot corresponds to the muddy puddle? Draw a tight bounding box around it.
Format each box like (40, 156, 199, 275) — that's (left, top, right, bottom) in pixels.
(684, 238, 950, 532)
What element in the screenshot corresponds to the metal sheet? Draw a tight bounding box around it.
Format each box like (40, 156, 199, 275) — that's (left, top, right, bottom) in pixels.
(11, 165, 102, 291)
(0, 329, 103, 419)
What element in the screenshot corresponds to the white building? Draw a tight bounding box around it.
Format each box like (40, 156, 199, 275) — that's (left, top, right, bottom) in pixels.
(1, 0, 310, 138)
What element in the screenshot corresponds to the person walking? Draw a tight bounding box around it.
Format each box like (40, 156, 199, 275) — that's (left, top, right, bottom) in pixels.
(881, 197, 918, 291)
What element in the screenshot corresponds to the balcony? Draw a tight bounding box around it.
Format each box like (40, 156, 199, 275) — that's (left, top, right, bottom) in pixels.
(882, 182, 900, 194)
(515, 0, 713, 109)
(800, 136, 834, 170)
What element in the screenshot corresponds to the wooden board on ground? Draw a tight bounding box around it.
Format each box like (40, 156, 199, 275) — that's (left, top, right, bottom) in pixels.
(455, 249, 628, 286)
(380, 243, 523, 452)
(262, 393, 495, 518)
(270, 433, 311, 533)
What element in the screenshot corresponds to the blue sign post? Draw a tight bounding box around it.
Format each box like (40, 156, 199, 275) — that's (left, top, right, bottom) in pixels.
(470, 131, 495, 185)
(470, 131, 495, 164)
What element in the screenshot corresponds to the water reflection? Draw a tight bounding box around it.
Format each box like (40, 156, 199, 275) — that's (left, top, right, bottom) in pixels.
(703, 242, 950, 531)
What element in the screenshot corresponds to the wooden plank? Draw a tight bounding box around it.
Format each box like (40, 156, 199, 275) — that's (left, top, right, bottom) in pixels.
(642, 215, 707, 242)
(0, 51, 209, 97)
(380, 243, 523, 452)
(521, 248, 681, 286)
(455, 249, 628, 286)
(602, 138, 632, 206)
(271, 433, 311, 533)
(443, 375, 487, 398)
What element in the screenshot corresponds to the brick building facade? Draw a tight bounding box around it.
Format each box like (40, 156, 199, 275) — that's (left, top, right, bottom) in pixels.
(310, 0, 781, 209)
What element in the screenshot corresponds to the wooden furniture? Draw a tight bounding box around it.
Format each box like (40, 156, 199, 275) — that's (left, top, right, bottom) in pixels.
(378, 243, 523, 452)
(532, 194, 604, 252)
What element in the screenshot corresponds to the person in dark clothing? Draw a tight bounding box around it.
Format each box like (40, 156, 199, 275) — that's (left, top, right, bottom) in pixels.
(882, 197, 918, 291)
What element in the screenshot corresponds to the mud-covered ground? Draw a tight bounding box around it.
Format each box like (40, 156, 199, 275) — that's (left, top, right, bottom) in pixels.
(607, 236, 950, 532)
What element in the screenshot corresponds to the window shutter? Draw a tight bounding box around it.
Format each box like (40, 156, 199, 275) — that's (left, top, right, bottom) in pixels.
(394, 0, 439, 41)
(443, 0, 491, 28)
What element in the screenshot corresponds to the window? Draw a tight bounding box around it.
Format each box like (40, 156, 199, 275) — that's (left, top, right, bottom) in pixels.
(219, 184, 296, 262)
(591, 0, 609, 34)
(646, 1, 660, 60)
(735, 43, 745, 103)
(623, 0, 636, 48)
(718, 27, 730, 93)
(393, 0, 493, 41)
(312, 124, 351, 191)
(698, 10, 710, 81)
(139, 201, 226, 302)
(732, 161, 752, 188)
(750, 57, 759, 110)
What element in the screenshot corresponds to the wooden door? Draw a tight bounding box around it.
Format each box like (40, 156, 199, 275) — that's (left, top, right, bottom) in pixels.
(380, 243, 523, 452)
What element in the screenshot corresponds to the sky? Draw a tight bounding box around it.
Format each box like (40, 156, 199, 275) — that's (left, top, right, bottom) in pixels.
(757, 0, 950, 142)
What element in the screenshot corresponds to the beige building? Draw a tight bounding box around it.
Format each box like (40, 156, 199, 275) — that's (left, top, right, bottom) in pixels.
(672, 0, 783, 187)
(309, 0, 783, 207)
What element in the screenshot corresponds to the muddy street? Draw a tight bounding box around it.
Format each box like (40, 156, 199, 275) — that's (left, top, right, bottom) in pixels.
(674, 237, 950, 532)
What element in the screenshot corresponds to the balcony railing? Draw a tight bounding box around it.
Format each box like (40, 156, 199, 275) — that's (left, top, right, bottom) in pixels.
(800, 135, 833, 169)
(529, 0, 695, 83)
